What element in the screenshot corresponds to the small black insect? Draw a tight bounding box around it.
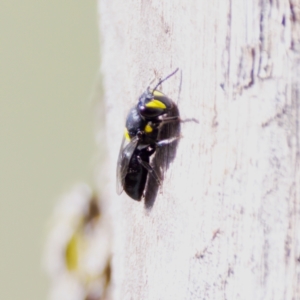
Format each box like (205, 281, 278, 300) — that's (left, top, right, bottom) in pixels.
(116, 68, 180, 201)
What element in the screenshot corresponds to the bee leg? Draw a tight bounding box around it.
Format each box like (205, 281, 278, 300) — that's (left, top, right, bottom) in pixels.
(137, 156, 161, 185)
(159, 115, 180, 124)
(156, 136, 180, 147)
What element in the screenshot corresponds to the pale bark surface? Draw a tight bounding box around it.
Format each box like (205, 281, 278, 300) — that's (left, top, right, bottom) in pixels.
(98, 0, 300, 299)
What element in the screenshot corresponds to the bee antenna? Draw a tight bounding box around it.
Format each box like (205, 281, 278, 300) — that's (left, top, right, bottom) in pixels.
(153, 68, 179, 91)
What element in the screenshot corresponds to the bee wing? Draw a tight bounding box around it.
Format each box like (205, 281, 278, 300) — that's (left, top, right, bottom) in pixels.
(116, 136, 139, 195)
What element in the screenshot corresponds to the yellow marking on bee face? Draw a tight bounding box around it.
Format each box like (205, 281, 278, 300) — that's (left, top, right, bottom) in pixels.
(145, 99, 166, 109)
(153, 90, 164, 97)
(124, 128, 130, 141)
(145, 124, 153, 133)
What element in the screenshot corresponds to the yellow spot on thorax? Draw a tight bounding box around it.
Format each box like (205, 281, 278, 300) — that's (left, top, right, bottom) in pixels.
(144, 123, 153, 133)
(124, 128, 130, 141)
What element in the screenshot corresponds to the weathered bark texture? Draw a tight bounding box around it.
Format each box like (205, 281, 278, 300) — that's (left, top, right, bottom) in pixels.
(99, 0, 300, 299)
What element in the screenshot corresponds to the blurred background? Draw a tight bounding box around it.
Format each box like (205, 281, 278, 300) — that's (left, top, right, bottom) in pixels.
(0, 1, 99, 299)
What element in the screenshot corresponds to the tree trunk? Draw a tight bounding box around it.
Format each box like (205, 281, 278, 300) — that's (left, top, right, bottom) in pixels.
(98, 0, 300, 299)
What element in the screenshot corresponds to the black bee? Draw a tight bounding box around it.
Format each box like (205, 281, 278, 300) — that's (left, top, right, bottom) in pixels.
(116, 68, 179, 200)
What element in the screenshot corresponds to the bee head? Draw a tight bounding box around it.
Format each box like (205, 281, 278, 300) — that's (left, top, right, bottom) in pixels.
(137, 68, 179, 119)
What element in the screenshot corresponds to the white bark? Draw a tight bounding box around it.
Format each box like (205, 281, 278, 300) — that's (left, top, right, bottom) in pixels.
(98, 0, 300, 299)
